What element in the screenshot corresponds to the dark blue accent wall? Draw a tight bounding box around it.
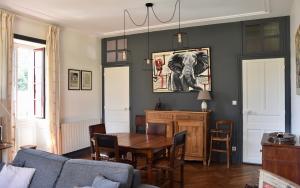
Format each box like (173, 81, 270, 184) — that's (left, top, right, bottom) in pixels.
(102, 17, 290, 164)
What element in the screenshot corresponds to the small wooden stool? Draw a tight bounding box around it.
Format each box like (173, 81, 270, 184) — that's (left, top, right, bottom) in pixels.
(20, 145, 37, 150)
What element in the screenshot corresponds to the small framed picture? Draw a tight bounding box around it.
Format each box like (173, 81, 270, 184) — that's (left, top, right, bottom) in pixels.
(68, 69, 80, 90)
(81, 70, 92, 90)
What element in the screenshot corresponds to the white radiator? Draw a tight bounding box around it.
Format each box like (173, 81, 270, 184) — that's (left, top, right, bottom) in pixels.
(61, 119, 101, 154)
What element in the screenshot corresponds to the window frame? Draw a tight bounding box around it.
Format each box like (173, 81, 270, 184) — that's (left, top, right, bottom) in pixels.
(13, 34, 46, 119)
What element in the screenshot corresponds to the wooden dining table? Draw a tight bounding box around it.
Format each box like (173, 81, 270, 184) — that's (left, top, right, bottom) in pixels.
(113, 133, 173, 184)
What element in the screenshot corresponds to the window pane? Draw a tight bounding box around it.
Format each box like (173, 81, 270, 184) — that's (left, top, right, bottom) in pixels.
(245, 24, 261, 38)
(107, 52, 116, 62)
(263, 37, 280, 52)
(117, 51, 127, 61)
(15, 47, 34, 119)
(107, 40, 116, 51)
(245, 38, 262, 53)
(34, 48, 45, 118)
(263, 22, 280, 37)
(117, 39, 127, 50)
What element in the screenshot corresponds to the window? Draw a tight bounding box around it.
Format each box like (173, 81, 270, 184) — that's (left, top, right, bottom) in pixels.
(14, 36, 46, 119)
(106, 39, 128, 63)
(243, 19, 284, 55)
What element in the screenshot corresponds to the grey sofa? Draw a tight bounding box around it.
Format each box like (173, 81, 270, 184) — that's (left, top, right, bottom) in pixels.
(1, 149, 158, 188)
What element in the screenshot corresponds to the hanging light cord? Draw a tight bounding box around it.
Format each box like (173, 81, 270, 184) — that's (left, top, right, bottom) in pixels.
(124, 0, 180, 27)
(151, 0, 179, 24)
(124, 9, 148, 27)
(147, 6, 150, 59)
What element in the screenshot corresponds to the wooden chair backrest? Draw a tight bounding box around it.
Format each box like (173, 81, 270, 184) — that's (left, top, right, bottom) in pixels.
(93, 133, 120, 161)
(146, 122, 167, 137)
(135, 115, 146, 127)
(89, 124, 106, 154)
(169, 131, 187, 167)
(89, 124, 106, 138)
(216, 120, 234, 139)
(135, 115, 146, 133)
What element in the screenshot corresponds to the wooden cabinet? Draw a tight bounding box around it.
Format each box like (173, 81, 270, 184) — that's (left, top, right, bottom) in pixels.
(261, 133, 300, 184)
(145, 110, 210, 164)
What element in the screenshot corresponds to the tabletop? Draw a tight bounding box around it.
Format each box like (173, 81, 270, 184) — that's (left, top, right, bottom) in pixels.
(113, 133, 173, 150)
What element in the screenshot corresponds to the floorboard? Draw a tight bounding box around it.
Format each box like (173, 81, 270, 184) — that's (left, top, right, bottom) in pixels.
(65, 148, 260, 188)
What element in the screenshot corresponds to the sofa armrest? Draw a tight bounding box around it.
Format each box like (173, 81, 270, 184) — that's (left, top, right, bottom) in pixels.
(0, 162, 4, 171)
(132, 169, 141, 188)
(132, 169, 159, 188)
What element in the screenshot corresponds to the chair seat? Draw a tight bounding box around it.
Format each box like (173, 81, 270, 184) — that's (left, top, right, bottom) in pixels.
(153, 157, 184, 170)
(211, 136, 229, 141)
(91, 151, 114, 158)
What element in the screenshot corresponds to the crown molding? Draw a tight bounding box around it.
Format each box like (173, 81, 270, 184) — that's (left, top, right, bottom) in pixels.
(103, 0, 270, 37)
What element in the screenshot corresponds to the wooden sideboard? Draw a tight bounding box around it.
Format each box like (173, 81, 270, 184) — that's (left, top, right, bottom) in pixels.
(145, 110, 210, 164)
(261, 133, 300, 185)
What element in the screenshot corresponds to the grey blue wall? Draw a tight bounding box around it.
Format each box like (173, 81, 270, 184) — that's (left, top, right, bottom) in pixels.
(102, 17, 290, 164)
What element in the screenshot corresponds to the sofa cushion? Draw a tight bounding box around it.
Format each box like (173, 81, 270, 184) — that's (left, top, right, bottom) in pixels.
(0, 164, 36, 188)
(55, 159, 134, 188)
(13, 149, 68, 188)
(92, 175, 120, 188)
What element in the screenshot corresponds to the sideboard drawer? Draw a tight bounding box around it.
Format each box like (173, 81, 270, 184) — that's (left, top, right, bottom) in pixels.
(175, 114, 204, 121)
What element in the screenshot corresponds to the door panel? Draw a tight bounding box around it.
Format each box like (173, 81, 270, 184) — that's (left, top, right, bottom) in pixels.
(104, 67, 130, 133)
(243, 58, 285, 164)
(15, 120, 36, 150)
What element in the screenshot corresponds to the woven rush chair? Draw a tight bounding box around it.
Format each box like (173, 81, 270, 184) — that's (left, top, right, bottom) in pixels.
(208, 120, 234, 168)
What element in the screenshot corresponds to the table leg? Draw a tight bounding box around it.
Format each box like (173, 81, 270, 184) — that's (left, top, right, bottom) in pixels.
(146, 150, 154, 184)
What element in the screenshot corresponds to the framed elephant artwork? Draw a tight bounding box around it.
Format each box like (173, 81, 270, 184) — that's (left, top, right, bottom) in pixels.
(152, 48, 211, 93)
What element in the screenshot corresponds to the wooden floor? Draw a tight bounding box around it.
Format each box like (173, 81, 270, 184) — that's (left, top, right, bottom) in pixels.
(65, 148, 260, 188)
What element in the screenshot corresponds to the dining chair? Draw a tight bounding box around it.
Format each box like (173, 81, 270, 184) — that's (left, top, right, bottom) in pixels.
(134, 122, 168, 169)
(89, 124, 106, 160)
(153, 131, 187, 188)
(208, 120, 234, 168)
(93, 133, 136, 167)
(146, 122, 167, 136)
(146, 122, 168, 160)
(135, 115, 146, 134)
(93, 133, 120, 161)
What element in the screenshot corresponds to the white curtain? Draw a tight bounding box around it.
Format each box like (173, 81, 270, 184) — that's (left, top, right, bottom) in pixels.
(0, 9, 15, 161)
(46, 25, 61, 154)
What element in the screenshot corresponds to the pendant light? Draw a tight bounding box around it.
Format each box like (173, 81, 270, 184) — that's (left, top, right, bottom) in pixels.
(122, 0, 188, 64)
(121, 9, 130, 61)
(173, 0, 188, 49)
(144, 3, 153, 65)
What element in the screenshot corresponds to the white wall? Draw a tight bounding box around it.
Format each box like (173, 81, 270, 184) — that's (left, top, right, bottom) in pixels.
(14, 17, 48, 40)
(290, 0, 300, 136)
(60, 28, 102, 122)
(11, 16, 102, 153)
(13, 16, 102, 123)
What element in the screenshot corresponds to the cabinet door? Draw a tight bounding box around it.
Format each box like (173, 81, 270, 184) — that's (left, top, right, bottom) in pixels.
(177, 121, 204, 159)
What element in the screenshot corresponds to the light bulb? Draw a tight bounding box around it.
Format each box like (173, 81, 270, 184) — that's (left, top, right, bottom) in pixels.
(177, 33, 182, 43)
(146, 59, 151, 64)
(122, 51, 127, 61)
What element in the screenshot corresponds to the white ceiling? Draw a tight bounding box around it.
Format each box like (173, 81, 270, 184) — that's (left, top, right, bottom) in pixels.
(0, 0, 293, 37)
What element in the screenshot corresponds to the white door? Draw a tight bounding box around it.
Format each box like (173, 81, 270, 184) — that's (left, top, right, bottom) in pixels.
(104, 67, 130, 133)
(243, 58, 285, 164)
